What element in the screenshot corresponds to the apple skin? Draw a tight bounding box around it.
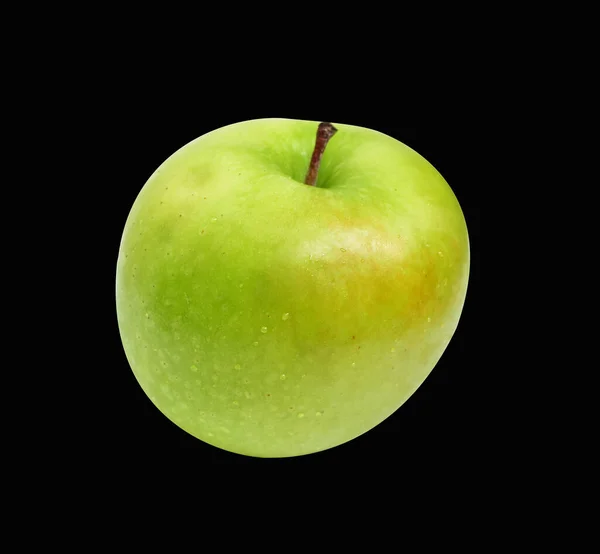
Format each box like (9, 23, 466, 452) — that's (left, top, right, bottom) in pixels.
(115, 118, 469, 458)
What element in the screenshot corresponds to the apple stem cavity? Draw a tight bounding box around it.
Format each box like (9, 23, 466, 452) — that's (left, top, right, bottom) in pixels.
(304, 122, 338, 187)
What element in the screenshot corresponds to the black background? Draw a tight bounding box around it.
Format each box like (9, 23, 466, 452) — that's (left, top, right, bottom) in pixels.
(100, 94, 482, 471)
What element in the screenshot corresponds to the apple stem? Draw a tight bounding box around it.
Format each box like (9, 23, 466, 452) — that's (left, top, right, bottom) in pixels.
(304, 122, 338, 187)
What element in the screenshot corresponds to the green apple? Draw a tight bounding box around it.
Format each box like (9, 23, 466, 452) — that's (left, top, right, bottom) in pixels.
(115, 118, 469, 458)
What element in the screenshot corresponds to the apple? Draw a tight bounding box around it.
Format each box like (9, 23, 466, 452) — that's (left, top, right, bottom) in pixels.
(115, 118, 469, 458)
